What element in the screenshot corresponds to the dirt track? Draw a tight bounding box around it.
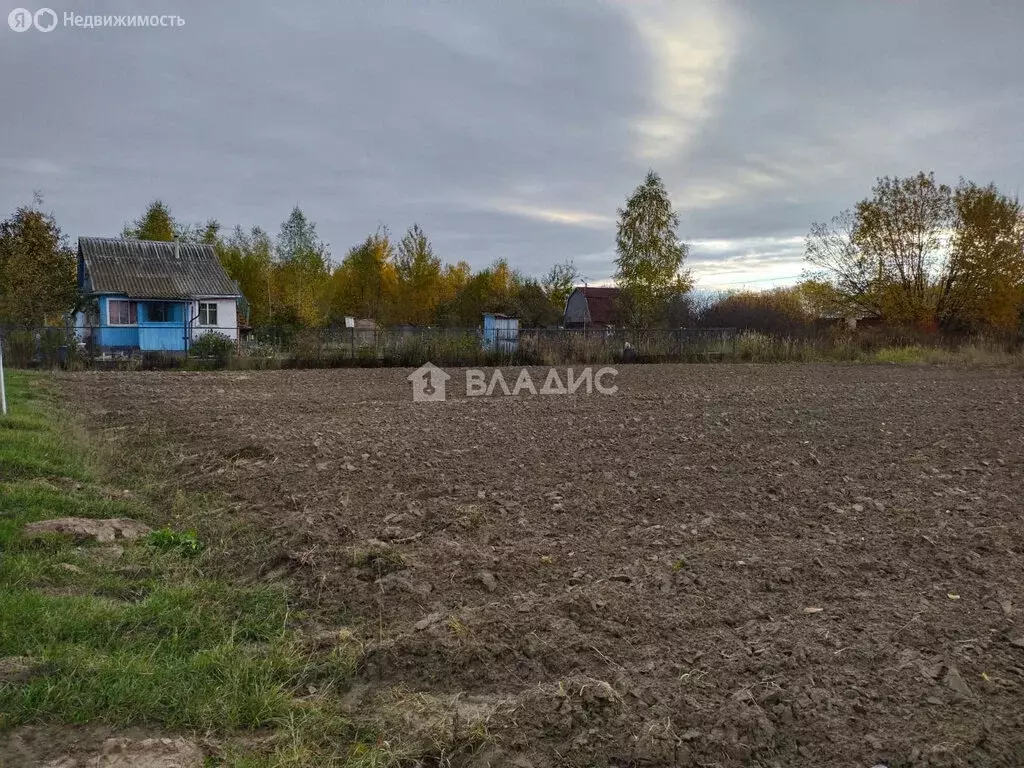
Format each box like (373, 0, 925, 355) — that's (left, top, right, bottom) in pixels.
(67, 364, 1024, 767)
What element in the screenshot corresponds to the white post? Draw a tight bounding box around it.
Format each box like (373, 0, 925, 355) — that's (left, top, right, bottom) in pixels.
(0, 332, 7, 415)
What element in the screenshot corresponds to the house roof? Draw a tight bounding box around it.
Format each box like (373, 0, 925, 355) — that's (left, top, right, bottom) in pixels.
(79, 237, 240, 300)
(574, 286, 620, 325)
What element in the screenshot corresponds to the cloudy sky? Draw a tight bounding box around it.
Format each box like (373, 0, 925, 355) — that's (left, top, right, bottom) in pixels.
(3, 1, 1022, 289)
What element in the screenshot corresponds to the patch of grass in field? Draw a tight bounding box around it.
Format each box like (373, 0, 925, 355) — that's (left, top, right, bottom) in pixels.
(0, 371, 372, 765)
(868, 343, 1022, 366)
(0, 375, 87, 481)
(724, 332, 1023, 366)
(872, 345, 930, 364)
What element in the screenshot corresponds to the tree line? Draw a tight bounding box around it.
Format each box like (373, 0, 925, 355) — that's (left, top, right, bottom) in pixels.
(120, 201, 585, 330)
(0, 196, 582, 330)
(1, 169, 1021, 335)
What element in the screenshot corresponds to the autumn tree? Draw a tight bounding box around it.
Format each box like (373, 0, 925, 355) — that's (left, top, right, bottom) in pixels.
(804, 210, 881, 317)
(614, 170, 692, 329)
(440, 259, 520, 326)
(275, 207, 331, 325)
(393, 224, 442, 325)
(806, 171, 1024, 332)
(702, 287, 816, 335)
(853, 172, 952, 326)
(941, 181, 1024, 331)
(433, 261, 472, 325)
(542, 259, 580, 313)
(795, 279, 848, 319)
(0, 198, 76, 326)
(514, 278, 561, 327)
(329, 230, 397, 323)
(217, 226, 274, 326)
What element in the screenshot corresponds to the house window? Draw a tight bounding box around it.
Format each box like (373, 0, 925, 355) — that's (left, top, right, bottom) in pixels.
(108, 299, 137, 325)
(148, 302, 171, 322)
(198, 302, 218, 326)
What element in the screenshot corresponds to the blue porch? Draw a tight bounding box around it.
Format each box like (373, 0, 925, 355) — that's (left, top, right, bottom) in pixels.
(92, 296, 189, 352)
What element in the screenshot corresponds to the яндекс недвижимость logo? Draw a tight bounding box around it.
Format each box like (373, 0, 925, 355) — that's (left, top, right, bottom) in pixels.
(8, 8, 184, 32)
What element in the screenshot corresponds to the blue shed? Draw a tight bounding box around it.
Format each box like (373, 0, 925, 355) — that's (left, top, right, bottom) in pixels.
(482, 313, 519, 354)
(75, 237, 244, 354)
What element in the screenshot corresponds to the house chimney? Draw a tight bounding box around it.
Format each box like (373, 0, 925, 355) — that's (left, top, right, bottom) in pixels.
(174, 238, 180, 260)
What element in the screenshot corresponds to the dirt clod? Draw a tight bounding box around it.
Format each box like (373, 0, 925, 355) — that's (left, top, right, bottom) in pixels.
(943, 664, 974, 698)
(23, 517, 151, 543)
(476, 570, 498, 592)
(0, 656, 44, 684)
(40, 737, 204, 768)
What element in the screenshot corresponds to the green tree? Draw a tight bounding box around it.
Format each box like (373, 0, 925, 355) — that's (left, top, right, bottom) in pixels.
(0, 198, 76, 325)
(122, 200, 177, 241)
(614, 170, 692, 329)
(275, 207, 331, 325)
(542, 259, 580, 313)
(217, 226, 274, 326)
(180, 218, 222, 246)
(393, 224, 442, 325)
(514, 278, 561, 328)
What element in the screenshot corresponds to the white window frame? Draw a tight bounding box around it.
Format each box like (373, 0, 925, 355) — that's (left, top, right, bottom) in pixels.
(107, 299, 137, 326)
(198, 302, 218, 326)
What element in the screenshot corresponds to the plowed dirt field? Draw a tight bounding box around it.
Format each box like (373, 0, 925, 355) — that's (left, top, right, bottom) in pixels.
(66, 364, 1024, 767)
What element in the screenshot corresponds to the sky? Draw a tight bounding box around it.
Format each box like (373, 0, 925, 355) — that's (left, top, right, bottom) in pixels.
(2, 1, 1023, 290)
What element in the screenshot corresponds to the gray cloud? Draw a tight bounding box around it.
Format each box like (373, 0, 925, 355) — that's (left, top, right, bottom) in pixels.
(2, 0, 1022, 289)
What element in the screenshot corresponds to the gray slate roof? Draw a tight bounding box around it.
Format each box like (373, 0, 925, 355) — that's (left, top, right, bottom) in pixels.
(79, 237, 240, 299)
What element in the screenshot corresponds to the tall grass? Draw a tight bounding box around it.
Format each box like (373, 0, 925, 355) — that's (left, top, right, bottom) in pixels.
(728, 332, 1023, 366)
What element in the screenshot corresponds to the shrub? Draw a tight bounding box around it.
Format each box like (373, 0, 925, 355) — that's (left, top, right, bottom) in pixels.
(146, 527, 204, 557)
(140, 351, 181, 370)
(190, 332, 235, 365)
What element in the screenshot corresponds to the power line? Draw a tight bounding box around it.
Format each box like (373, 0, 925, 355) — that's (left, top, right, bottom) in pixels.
(696, 273, 803, 287)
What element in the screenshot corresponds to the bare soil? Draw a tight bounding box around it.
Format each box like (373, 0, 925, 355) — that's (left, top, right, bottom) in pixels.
(63, 364, 1024, 767)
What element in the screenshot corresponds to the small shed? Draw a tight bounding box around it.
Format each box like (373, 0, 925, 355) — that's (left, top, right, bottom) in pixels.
(563, 287, 620, 329)
(343, 317, 380, 346)
(482, 313, 519, 353)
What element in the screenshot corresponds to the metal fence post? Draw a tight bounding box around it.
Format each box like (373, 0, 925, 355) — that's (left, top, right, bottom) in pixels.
(0, 331, 7, 415)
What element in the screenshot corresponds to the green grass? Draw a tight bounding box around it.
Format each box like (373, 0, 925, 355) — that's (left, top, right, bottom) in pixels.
(0, 376, 87, 481)
(0, 371, 381, 765)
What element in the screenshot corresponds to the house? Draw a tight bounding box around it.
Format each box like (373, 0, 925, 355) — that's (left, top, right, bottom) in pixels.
(75, 237, 243, 354)
(482, 313, 519, 353)
(563, 287, 620, 329)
